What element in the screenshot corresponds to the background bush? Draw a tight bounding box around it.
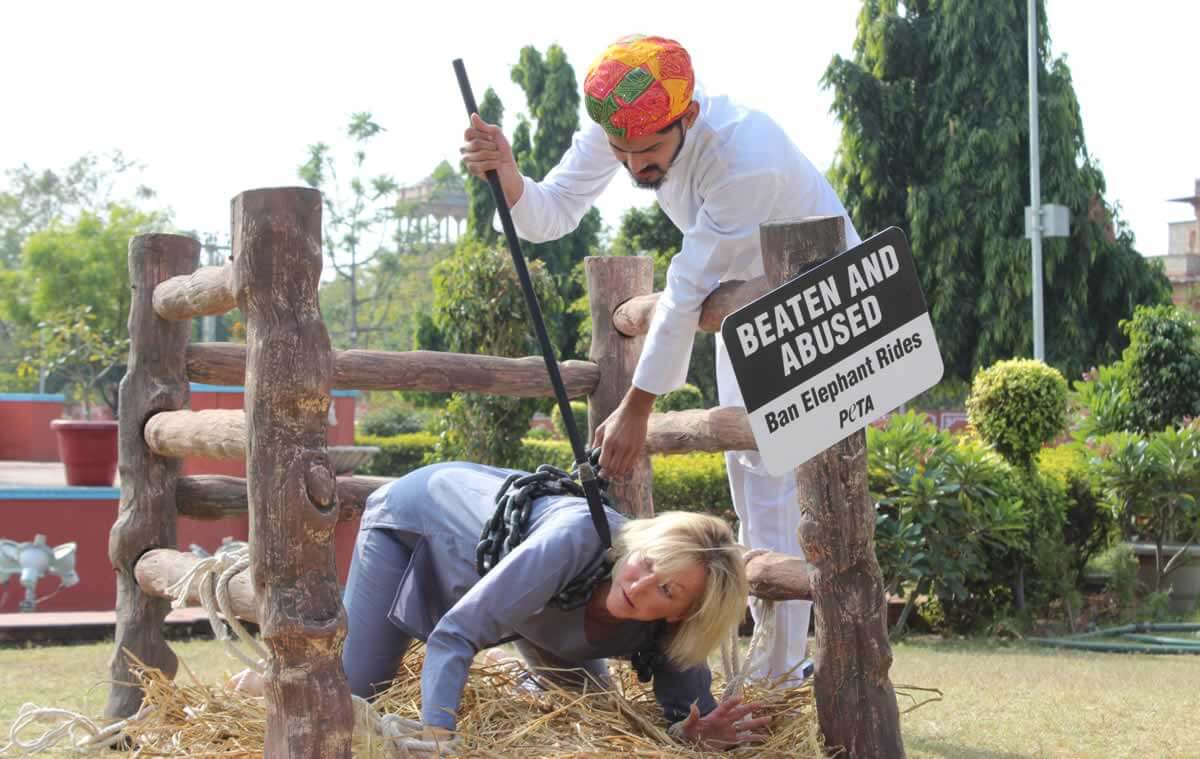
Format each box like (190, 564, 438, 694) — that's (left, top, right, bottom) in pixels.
(551, 400, 588, 441)
(868, 412, 1028, 636)
(359, 406, 428, 437)
(356, 432, 731, 520)
(967, 358, 1068, 469)
(428, 240, 562, 465)
(654, 383, 705, 413)
(357, 432, 439, 478)
(1117, 304, 1200, 433)
(1073, 305, 1200, 436)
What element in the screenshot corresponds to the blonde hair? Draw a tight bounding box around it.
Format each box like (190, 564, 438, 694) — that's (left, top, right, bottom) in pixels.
(611, 512, 748, 670)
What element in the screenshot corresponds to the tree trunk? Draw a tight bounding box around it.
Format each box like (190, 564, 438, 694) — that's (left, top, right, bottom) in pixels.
(106, 234, 198, 719)
(233, 187, 352, 758)
(762, 216, 905, 758)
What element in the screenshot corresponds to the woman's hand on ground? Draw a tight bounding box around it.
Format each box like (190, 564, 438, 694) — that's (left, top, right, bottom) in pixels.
(671, 695, 770, 749)
(227, 668, 265, 697)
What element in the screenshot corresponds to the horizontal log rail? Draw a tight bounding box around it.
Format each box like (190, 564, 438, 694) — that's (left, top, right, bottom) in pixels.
(612, 275, 770, 337)
(186, 343, 600, 398)
(644, 406, 756, 455)
(135, 546, 809, 624)
(178, 474, 389, 523)
(136, 548, 258, 621)
(145, 409, 245, 460)
(153, 264, 236, 321)
(148, 406, 755, 461)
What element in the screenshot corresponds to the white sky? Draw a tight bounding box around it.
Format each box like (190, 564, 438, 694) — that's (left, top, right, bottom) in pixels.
(1, 1, 1196, 258)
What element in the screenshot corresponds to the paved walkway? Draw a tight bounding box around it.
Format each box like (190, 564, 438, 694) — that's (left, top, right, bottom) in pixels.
(0, 607, 214, 643)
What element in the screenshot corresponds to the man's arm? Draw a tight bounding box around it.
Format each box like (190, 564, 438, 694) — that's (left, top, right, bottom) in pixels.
(596, 170, 783, 475)
(463, 117, 619, 243)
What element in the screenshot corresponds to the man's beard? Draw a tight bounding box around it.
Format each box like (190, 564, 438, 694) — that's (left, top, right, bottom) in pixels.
(624, 123, 687, 190)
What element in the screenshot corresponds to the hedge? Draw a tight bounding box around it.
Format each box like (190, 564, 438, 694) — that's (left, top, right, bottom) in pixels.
(357, 433, 439, 478)
(357, 432, 732, 519)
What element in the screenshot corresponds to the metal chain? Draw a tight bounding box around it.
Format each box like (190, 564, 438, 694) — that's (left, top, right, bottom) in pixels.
(476, 450, 614, 611)
(475, 450, 665, 676)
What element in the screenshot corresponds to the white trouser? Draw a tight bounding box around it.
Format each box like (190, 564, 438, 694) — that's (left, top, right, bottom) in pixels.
(716, 333, 812, 684)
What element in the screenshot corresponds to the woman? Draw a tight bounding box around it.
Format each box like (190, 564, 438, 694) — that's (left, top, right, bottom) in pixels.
(344, 461, 769, 748)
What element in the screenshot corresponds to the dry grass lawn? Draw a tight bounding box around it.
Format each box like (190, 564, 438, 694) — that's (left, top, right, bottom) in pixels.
(1, 635, 1197, 757)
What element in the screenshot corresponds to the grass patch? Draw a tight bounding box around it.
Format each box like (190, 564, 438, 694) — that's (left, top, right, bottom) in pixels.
(2, 635, 1198, 756)
(891, 637, 1199, 757)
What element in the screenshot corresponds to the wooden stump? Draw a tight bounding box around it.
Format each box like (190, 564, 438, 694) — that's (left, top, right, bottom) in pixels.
(233, 187, 352, 758)
(761, 217, 904, 757)
(106, 234, 198, 719)
(585, 256, 655, 517)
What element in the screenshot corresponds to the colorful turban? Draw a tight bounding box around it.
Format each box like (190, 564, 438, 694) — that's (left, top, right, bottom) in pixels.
(583, 35, 694, 139)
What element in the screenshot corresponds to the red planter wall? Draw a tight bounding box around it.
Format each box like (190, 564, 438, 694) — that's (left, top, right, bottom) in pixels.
(0, 394, 66, 462)
(0, 490, 361, 613)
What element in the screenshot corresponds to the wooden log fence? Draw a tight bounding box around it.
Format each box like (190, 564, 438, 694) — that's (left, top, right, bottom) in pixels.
(146, 405, 758, 464)
(110, 185, 898, 757)
(762, 217, 904, 757)
(613, 275, 771, 336)
(187, 342, 601, 397)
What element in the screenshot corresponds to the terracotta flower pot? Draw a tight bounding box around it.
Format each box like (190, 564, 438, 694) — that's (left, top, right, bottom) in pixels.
(51, 419, 119, 487)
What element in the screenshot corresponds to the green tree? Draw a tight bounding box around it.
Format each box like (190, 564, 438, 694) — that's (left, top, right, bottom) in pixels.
(1120, 305, 1200, 433)
(823, 0, 1169, 383)
(299, 112, 402, 348)
(509, 45, 603, 290)
(0, 205, 166, 341)
(429, 239, 562, 465)
(19, 305, 128, 415)
(0, 151, 157, 270)
(1075, 305, 1200, 436)
(461, 46, 602, 362)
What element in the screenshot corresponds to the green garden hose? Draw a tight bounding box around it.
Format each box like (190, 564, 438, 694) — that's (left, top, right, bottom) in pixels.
(1030, 622, 1200, 654)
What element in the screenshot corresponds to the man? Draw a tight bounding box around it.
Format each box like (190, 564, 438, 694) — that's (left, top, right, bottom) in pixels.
(461, 34, 860, 685)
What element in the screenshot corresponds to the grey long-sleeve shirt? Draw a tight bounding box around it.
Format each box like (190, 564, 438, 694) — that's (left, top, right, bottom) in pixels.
(358, 462, 717, 731)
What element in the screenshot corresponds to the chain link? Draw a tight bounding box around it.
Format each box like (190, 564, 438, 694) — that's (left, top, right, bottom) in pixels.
(476, 450, 613, 611)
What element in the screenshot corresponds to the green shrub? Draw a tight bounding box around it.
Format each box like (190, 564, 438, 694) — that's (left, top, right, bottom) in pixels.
(868, 411, 1028, 636)
(357, 432, 439, 477)
(654, 383, 705, 413)
(1073, 305, 1200, 435)
(358, 431, 731, 521)
(429, 239, 561, 466)
(551, 401, 588, 440)
(967, 359, 1069, 469)
(506, 438, 575, 473)
(1122, 305, 1200, 433)
(650, 452, 732, 521)
(525, 427, 553, 440)
(359, 406, 428, 437)
(1040, 443, 1113, 574)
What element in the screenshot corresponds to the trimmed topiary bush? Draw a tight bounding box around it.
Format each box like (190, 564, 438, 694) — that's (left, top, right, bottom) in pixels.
(654, 383, 705, 413)
(967, 359, 1068, 469)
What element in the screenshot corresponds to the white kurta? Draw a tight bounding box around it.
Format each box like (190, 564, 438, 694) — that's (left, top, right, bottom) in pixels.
(507, 88, 861, 681)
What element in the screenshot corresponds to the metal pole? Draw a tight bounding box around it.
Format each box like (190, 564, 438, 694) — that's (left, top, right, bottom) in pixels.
(1028, 0, 1045, 361)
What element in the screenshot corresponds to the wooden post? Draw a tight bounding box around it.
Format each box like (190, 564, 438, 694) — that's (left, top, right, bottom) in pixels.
(106, 233, 198, 719)
(233, 187, 352, 758)
(585, 256, 655, 516)
(760, 217, 904, 757)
